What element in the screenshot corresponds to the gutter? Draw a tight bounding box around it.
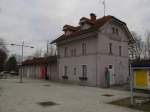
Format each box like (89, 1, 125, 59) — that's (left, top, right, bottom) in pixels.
(96, 31, 99, 86)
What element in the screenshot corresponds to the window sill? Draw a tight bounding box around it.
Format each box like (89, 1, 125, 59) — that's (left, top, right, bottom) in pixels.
(62, 75, 68, 79)
(79, 77, 88, 81)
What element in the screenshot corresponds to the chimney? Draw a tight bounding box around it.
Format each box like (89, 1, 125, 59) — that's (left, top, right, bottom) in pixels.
(90, 13, 96, 21)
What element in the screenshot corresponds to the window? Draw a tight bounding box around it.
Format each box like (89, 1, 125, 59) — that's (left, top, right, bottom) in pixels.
(82, 42, 86, 56)
(74, 67, 76, 75)
(109, 43, 112, 54)
(70, 49, 74, 56)
(64, 47, 68, 57)
(116, 28, 119, 35)
(109, 65, 113, 69)
(112, 27, 119, 35)
(57, 49, 60, 57)
(70, 48, 76, 56)
(82, 65, 87, 78)
(81, 22, 84, 26)
(119, 46, 122, 56)
(112, 27, 115, 33)
(73, 48, 76, 56)
(64, 66, 68, 76)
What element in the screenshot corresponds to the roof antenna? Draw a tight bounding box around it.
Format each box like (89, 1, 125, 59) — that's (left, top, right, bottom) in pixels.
(102, 0, 106, 16)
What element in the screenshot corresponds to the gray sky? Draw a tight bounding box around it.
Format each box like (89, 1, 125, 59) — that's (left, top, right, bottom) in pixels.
(0, 0, 150, 56)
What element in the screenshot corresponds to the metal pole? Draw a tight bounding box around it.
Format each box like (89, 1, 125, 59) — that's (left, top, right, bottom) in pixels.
(9, 42, 34, 83)
(130, 64, 134, 105)
(20, 41, 24, 83)
(103, 0, 106, 16)
(47, 40, 49, 55)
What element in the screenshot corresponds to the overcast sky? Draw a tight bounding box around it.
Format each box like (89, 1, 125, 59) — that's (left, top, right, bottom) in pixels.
(0, 0, 150, 56)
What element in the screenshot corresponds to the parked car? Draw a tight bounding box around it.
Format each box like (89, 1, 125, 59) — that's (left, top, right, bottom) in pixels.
(4, 71, 10, 74)
(0, 71, 7, 79)
(10, 71, 18, 76)
(0, 71, 4, 76)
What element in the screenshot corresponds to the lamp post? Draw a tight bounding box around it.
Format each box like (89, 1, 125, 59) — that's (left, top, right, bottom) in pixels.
(11, 42, 34, 83)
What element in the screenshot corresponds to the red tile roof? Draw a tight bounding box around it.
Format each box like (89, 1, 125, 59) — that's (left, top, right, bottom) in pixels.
(63, 25, 79, 31)
(22, 56, 57, 66)
(80, 17, 95, 25)
(51, 15, 126, 43)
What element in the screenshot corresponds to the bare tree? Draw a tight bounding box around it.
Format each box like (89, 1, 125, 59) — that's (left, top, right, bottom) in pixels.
(45, 44, 57, 57)
(145, 31, 150, 59)
(33, 49, 42, 57)
(129, 31, 144, 60)
(49, 44, 57, 56)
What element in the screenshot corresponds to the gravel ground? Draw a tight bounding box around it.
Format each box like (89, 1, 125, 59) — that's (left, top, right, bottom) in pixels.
(0, 78, 140, 112)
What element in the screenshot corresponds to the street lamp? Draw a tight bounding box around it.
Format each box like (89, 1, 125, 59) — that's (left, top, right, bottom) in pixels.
(11, 41, 34, 83)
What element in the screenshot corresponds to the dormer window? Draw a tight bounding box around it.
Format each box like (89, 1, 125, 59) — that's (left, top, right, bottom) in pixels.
(63, 25, 78, 36)
(80, 22, 84, 26)
(65, 31, 72, 36)
(79, 15, 95, 30)
(79, 21, 91, 30)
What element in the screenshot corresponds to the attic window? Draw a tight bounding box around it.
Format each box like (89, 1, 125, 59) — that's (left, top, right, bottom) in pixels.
(81, 22, 84, 26)
(112, 27, 115, 33)
(80, 22, 86, 30)
(112, 27, 119, 35)
(65, 31, 72, 36)
(79, 18, 92, 30)
(116, 29, 119, 35)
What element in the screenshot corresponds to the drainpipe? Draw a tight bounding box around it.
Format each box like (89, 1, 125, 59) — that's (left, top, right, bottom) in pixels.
(57, 46, 60, 81)
(96, 32, 98, 86)
(96, 52, 98, 86)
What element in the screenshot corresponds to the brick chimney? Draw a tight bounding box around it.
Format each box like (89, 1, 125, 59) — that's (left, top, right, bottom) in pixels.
(90, 13, 96, 21)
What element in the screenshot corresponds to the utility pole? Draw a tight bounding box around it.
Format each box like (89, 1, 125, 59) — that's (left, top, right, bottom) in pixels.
(11, 42, 34, 83)
(21, 41, 24, 83)
(47, 40, 49, 55)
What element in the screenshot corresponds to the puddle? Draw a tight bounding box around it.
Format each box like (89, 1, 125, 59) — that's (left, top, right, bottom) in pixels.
(102, 94, 114, 97)
(37, 101, 58, 107)
(43, 84, 51, 87)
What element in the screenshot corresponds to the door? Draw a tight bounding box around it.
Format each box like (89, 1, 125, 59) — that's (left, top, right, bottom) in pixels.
(108, 65, 115, 85)
(40, 66, 47, 79)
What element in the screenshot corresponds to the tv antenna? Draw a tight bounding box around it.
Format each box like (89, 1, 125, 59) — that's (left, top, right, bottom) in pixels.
(102, 0, 106, 16)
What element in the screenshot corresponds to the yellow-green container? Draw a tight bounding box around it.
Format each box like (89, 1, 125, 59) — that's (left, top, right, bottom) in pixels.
(132, 64, 150, 90)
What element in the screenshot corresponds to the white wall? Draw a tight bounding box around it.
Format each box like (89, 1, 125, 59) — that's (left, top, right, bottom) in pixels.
(58, 36, 98, 86)
(97, 21, 129, 87)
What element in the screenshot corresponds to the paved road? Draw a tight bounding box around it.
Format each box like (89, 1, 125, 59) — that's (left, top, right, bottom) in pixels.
(0, 79, 140, 112)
